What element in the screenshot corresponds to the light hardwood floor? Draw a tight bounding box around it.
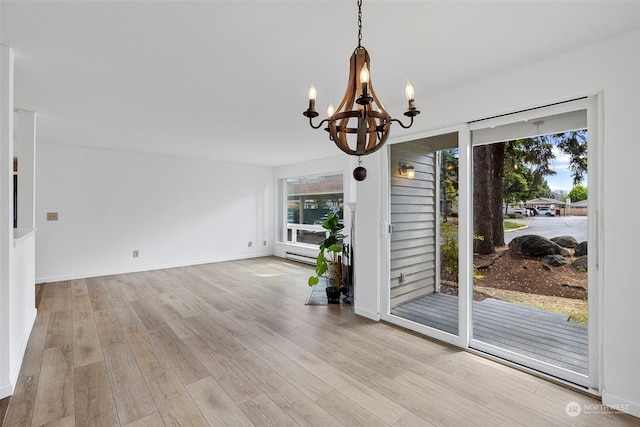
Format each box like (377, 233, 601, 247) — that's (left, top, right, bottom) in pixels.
(3, 257, 639, 426)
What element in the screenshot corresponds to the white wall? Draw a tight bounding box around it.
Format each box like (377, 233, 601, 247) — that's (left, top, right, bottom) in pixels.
(36, 142, 274, 282)
(353, 30, 640, 415)
(351, 151, 384, 320)
(9, 232, 36, 393)
(1, 45, 37, 399)
(0, 42, 15, 399)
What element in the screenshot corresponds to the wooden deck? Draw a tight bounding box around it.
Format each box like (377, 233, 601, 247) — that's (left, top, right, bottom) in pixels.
(391, 292, 588, 375)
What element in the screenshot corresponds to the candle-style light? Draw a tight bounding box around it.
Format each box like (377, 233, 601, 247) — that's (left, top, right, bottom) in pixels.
(360, 63, 369, 97)
(327, 103, 335, 117)
(306, 84, 318, 118)
(405, 80, 416, 109)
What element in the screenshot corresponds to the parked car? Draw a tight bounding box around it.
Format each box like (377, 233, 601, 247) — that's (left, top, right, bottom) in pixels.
(537, 207, 556, 216)
(508, 207, 536, 217)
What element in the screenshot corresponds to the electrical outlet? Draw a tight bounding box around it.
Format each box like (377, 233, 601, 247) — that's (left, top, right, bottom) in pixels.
(248, 241, 253, 247)
(133, 250, 139, 258)
(263, 240, 267, 246)
(46, 212, 58, 221)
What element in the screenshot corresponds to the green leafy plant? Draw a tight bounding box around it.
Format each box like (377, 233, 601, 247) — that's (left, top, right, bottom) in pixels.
(308, 211, 345, 287)
(565, 184, 588, 203)
(440, 222, 460, 279)
(440, 222, 484, 281)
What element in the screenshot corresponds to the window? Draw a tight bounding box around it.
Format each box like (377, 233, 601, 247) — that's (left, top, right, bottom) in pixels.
(284, 174, 343, 246)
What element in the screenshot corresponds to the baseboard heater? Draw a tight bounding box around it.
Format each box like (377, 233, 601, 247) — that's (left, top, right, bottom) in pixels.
(285, 252, 315, 265)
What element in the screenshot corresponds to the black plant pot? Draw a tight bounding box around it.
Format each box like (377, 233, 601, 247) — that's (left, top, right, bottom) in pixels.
(325, 286, 341, 304)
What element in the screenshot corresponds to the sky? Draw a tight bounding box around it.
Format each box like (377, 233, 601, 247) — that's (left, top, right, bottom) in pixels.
(546, 146, 587, 194)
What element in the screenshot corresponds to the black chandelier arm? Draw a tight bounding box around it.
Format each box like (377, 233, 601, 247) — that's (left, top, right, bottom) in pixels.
(390, 116, 415, 129)
(307, 117, 330, 130)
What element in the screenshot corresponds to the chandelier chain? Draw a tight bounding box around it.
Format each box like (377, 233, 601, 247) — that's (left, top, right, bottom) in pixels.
(357, 0, 362, 48)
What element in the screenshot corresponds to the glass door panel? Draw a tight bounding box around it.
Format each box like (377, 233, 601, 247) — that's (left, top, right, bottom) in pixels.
(389, 133, 460, 337)
(470, 104, 594, 387)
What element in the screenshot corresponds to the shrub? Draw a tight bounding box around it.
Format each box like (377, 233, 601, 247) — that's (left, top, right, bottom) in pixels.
(440, 222, 484, 281)
(440, 222, 459, 278)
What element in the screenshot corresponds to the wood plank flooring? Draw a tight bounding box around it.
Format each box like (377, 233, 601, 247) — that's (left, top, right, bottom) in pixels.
(0, 398, 8, 426)
(3, 257, 639, 426)
(391, 293, 588, 375)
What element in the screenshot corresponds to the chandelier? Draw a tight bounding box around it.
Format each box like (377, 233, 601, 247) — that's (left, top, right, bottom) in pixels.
(303, 0, 420, 181)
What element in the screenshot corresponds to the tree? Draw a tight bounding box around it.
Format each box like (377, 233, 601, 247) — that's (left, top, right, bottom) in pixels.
(473, 143, 505, 254)
(566, 184, 588, 203)
(502, 138, 555, 206)
(555, 131, 587, 185)
(503, 140, 529, 209)
(474, 132, 587, 255)
(503, 171, 529, 210)
(439, 149, 459, 221)
(490, 143, 506, 248)
(517, 137, 556, 200)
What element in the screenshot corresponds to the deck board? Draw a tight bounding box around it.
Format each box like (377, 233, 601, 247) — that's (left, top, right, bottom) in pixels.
(390, 293, 588, 375)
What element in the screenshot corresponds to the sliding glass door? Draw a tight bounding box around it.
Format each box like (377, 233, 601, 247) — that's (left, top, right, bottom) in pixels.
(386, 128, 470, 347)
(469, 99, 598, 388)
(385, 98, 599, 390)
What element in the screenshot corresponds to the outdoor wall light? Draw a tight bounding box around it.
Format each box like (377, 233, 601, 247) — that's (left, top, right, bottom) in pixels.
(400, 163, 415, 179)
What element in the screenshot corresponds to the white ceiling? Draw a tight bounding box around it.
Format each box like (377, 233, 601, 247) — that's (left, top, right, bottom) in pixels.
(2, 1, 640, 167)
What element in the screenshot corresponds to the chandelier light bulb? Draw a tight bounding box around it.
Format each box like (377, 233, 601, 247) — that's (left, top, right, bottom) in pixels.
(327, 102, 335, 117)
(308, 84, 317, 101)
(360, 63, 370, 99)
(360, 63, 370, 84)
(405, 80, 415, 101)
(307, 83, 317, 112)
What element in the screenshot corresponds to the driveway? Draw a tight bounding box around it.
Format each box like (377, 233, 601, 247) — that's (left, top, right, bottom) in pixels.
(504, 215, 588, 244)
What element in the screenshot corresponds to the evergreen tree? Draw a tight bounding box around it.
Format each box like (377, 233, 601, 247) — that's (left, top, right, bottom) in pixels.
(474, 130, 587, 254)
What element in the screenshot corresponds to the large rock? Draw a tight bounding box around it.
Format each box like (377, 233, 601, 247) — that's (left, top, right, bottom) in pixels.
(543, 254, 568, 266)
(508, 234, 571, 257)
(575, 241, 588, 257)
(551, 235, 578, 248)
(571, 255, 588, 271)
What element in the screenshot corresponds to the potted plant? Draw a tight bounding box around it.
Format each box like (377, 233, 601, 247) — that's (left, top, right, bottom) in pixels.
(308, 210, 345, 303)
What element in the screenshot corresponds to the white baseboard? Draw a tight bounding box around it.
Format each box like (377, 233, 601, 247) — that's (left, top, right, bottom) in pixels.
(602, 390, 640, 418)
(35, 252, 274, 284)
